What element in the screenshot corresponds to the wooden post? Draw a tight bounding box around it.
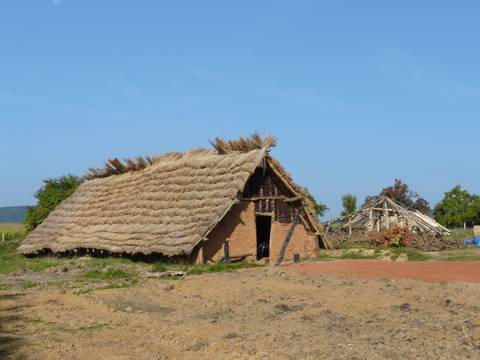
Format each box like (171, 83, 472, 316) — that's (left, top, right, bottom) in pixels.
(1, 233, 4, 243)
(368, 209, 374, 232)
(223, 238, 230, 264)
(325, 220, 331, 235)
(384, 201, 390, 230)
(348, 218, 352, 237)
(275, 205, 305, 266)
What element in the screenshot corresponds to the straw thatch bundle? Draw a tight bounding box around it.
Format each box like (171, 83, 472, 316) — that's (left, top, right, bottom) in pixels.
(19, 134, 327, 256)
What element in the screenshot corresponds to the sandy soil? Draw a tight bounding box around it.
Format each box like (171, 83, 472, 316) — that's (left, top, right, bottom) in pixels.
(1, 265, 480, 360)
(290, 260, 480, 283)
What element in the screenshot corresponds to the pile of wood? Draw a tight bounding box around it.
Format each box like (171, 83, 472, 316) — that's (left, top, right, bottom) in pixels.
(344, 196, 450, 237)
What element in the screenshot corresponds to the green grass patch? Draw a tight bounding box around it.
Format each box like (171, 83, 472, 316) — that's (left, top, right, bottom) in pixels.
(82, 267, 134, 280)
(446, 228, 474, 242)
(149, 261, 261, 276)
(176, 261, 260, 275)
(151, 263, 168, 273)
(334, 242, 373, 250)
(21, 281, 39, 289)
(440, 250, 480, 261)
(442, 255, 480, 261)
(76, 288, 93, 295)
(87, 257, 138, 267)
(96, 282, 135, 291)
(390, 248, 432, 261)
(0, 238, 65, 274)
(339, 252, 377, 260)
(0, 283, 11, 291)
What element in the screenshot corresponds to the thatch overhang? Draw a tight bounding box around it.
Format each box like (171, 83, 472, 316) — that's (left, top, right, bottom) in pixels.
(19, 135, 330, 256)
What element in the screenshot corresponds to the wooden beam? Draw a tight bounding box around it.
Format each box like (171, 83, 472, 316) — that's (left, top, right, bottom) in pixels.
(384, 200, 390, 229)
(256, 212, 274, 216)
(275, 205, 305, 266)
(241, 196, 285, 201)
(223, 239, 230, 264)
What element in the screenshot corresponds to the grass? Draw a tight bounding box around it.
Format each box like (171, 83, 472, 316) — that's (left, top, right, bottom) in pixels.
(150, 261, 261, 275)
(21, 281, 39, 289)
(320, 247, 434, 262)
(0, 238, 64, 274)
(76, 288, 93, 295)
(82, 268, 134, 280)
(151, 263, 168, 273)
(446, 228, 474, 242)
(437, 249, 480, 261)
(390, 248, 432, 261)
(0, 283, 10, 290)
(96, 283, 135, 291)
(180, 261, 260, 275)
(334, 242, 372, 250)
(339, 252, 377, 260)
(0, 223, 26, 240)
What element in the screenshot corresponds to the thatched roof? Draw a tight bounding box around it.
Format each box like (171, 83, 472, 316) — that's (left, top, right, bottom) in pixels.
(346, 196, 450, 236)
(19, 135, 328, 256)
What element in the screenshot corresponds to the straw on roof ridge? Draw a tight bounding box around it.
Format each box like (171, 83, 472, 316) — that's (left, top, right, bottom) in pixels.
(210, 133, 277, 154)
(86, 149, 217, 180)
(86, 133, 276, 180)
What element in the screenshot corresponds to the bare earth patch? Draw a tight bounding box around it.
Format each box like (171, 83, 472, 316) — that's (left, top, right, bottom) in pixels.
(289, 260, 480, 283)
(1, 266, 480, 359)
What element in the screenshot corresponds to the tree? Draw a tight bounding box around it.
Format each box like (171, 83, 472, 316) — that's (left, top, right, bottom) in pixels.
(341, 194, 357, 218)
(364, 179, 430, 214)
(434, 186, 480, 228)
(25, 175, 84, 232)
(303, 188, 328, 218)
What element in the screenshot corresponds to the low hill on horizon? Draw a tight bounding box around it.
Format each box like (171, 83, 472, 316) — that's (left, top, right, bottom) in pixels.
(0, 206, 30, 223)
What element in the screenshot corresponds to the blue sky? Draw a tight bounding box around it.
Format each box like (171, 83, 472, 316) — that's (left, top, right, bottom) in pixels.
(1, 1, 480, 218)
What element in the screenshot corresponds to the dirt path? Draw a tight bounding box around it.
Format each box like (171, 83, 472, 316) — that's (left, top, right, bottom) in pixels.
(1, 268, 480, 359)
(288, 260, 480, 283)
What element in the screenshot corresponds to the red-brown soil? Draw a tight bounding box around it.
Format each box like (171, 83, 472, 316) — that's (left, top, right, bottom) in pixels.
(289, 260, 480, 283)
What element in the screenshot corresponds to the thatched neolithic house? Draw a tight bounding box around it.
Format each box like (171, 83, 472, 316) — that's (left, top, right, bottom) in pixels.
(19, 135, 331, 263)
(345, 196, 450, 237)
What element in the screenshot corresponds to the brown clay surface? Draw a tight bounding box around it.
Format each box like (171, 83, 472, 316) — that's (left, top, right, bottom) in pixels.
(288, 260, 480, 283)
(1, 266, 480, 359)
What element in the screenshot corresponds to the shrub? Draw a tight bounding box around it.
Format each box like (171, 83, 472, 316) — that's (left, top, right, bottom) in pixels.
(25, 175, 83, 232)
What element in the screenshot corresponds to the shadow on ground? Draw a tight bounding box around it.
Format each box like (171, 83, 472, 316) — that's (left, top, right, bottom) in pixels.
(0, 294, 26, 359)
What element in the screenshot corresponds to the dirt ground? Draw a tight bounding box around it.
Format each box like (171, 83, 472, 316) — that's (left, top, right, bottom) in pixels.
(1, 264, 480, 360)
(290, 260, 480, 283)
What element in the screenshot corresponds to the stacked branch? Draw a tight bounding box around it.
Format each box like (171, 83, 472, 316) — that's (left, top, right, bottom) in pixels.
(345, 196, 450, 237)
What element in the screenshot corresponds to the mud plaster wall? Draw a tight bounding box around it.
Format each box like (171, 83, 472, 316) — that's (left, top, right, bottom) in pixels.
(199, 201, 318, 263)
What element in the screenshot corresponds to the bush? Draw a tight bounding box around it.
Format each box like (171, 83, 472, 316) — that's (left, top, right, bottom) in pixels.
(25, 175, 83, 232)
(434, 186, 480, 228)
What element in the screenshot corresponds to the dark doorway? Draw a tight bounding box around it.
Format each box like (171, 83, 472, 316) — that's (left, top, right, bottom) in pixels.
(256, 215, 271, 260)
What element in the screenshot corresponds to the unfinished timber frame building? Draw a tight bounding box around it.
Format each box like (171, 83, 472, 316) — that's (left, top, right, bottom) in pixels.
(19, 135, 332, 263)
